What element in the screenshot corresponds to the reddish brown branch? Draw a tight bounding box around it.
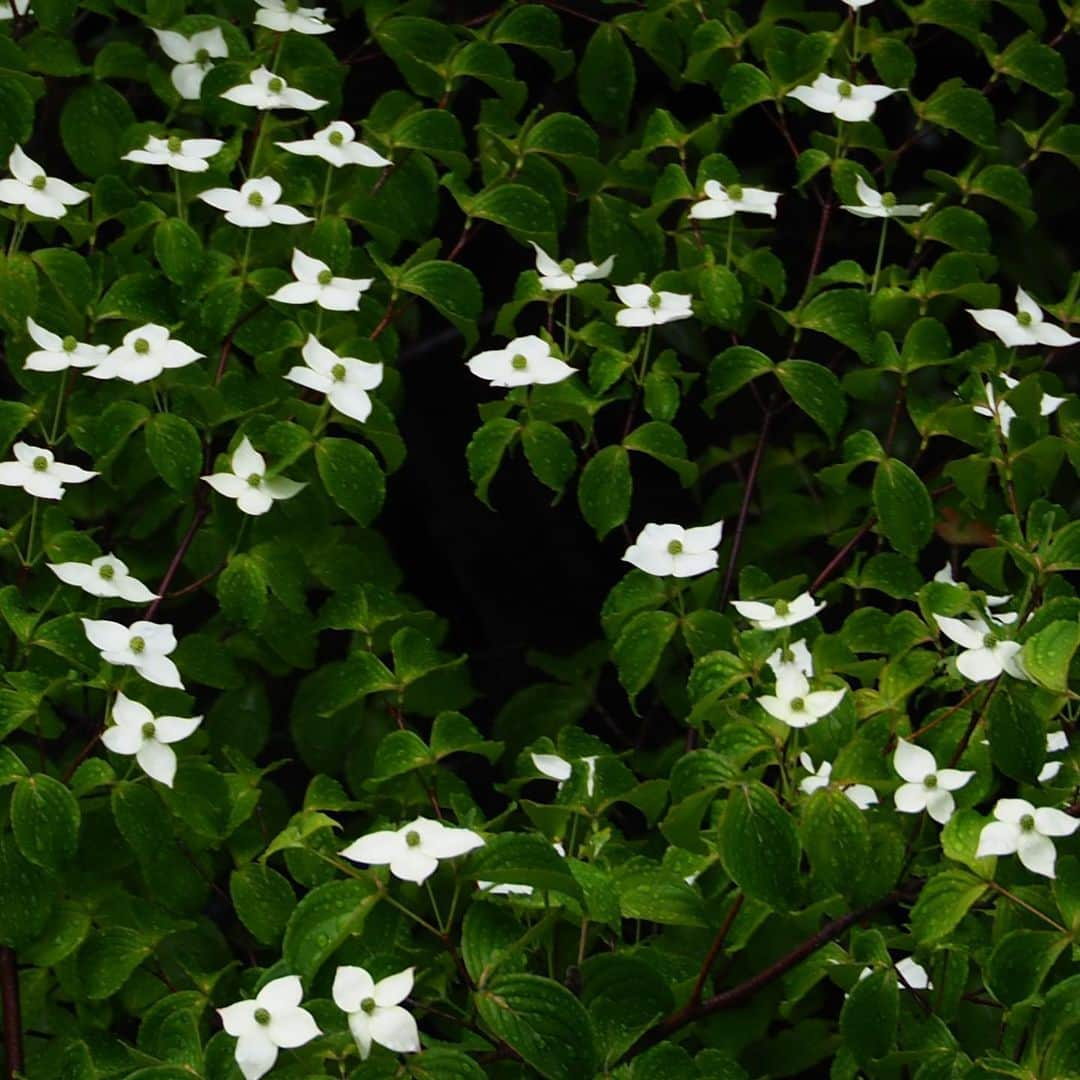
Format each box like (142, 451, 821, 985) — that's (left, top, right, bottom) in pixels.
(688, 893, 744, 1008)
(810, 516, 876, 594)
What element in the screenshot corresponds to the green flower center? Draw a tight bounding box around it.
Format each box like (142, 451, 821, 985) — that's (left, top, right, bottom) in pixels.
(510, 354, 528, 371)
(983, 633, 997, 649)
(331, 363, 347, 382)
(99, 564, 115, 580)
(167, 135, 183, 154)
(1019, 814, 1035, 832)
(247, 473, 262, 488)
(317, 269, 333, 285)
(328, 130, 345, 146)
(789, 697, 805, 712)
(881, 192, 897, 208)
(33, 456, 49, 472)
(248, 192, 264, 207)
(773, 599, 790, 616)
(647, 292, 663, 309)
(560, 258, 576, 273)
(133, 338, 150, 355)
(405, 829, 421, 847)
(254, 1008, 271, 1025)
(62, 336, 78, 352)
(923, 774, 938, 789)
(267, 77, 284, 94)
(361, 997, 376, 1015)
(285, 0, 300, 10)
(727, 183, 743, 200)
(195, 48, 210, 65)
(1016, 311, 1033, 327)
(838, 81, 853, 98)
(667, 539, 683, 555)
(141, 721, 156, 739)
(129, 636, 145, 654)
(31, 175, 47, 190)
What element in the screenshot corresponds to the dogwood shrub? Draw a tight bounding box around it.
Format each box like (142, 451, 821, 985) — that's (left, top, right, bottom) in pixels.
(0, 1, 1078, 1079)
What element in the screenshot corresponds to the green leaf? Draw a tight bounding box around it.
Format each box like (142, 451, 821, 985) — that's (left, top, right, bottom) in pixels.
(802, 788, 870, 898)
(372, 729, 433, 778)
(315, 438, 386, 526)
(577, 445, 631, 539)
(521, 421, 575, 496)
(699, 265, 743, 328)
(60, 82, 136, 177)
(775, 359, 847, 441)
(721, 63, 774, 114)
(797, 289, 872, 356)
(922, 82, 997, 149)
(523, 113, 599, 161)
(467, 834, 582, 899)
(910, 869, 987, 944)
(921, 207, 990, 253)
(230, 864, 296, 946)
(615, 863, 707, 926)
(872, 458, 934, 557)
(0, 834, 55, 947)
(398, 261, 482, 349)
(0, 253, 39, 333)
(153, 218, 204, 288)
(391, 109, 469, 172)
(986, 929, 1069, 1006)
(986, 688, 1045, 783)
(492, 5, 573, 78)
(581, 954, 674, 1064)
(840, 967, 898, 1064)
(98, 272, 175, 324)
(469, 184, 557, 245)
(1046, 520, 1080, 570)
(282, 878, 380, 983)
(33, 248, 95, 314)
(577, 24, 635, 131)
(706, 345, 773, 406)
(719, 782, 802, 910)
(145, 414, 202, 493)
(217, 554, 269, 629)
(467, 417, 520, 507)
(11, 773, 80, 873)
(1020, 620, 1080, 694)
(996, 32, 1065, 96)
(612, 611, 678, 699)
(623, 421, 696, 485)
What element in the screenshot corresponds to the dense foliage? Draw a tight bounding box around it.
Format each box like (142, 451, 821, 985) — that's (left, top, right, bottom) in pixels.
(1, 1, 1079, 1078)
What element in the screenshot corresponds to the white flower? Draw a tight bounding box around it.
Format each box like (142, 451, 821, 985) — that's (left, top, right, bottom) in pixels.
(974, 374, 1066, 437)
(757, 667, 845, 729)
(689, 179, 780, 220)
(933, 611, 1026, 683)
(0, 145, 87, 219)
(0, 0, 31, 20)
(932, 562, 1009, 607)
(841, 0, 876, 7)
(842, 176, 929, 219)
(153, 27, 228, 100)
(86, 324, 204, 385)
(767, 640, 815, 679)
(1038, 731, 1069, 783)
(1001, 373, 1067, 421)
(976, 798, 1079, 878)
(332, 966, 419, 1060)
(198, 177, 312, 228)
(895, 956, 932, 990)
(531, 753, 597, 797)
(892, 739, 973, 824)
(23, 318, 108, 372)
(0, 443, 96, 500)
(339, 817, 485, 884)
(284, 335, 383, 423)
(81, 618, 183, 689)
(622, 522, 724, 578)
(798, 754, 878, 809)
(48, 554, 157, 603)
(529, 243, 614, 291)
(269, 249, 373, 311)
(466, 335, 574, 387)
(614, 284, 693, 328)
(276, 121, 391, 168)
(100, 692, 201, 787)
(731, 592, 824, 630)
(122, 134, 224, 173)
(218, 975, 321, 1080)
(786, 74, 898, 122)
(202, 437, 306, 516)
(221, 67, 327, 111)
(968, 287, 1079, 348)
(255, 0, 332, 34)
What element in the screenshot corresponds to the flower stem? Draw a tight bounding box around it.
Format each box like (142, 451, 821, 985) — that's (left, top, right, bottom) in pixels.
(48, 371, 68, 445)
(852, 9, 862, 64)
(425, 881, 445, 933)
(870, 218, 888, 295)
(24, 497, 38, 567)
(7, 209, 23, 257)
(319, 162, 333, 219)
(726, 215, 735, 268)
(637, 325, 654, 384)
(238, 231, 253, 286)
(563, 291, 572, 360)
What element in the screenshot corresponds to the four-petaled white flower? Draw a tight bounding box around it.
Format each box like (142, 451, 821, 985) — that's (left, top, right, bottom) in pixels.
(466, 335, 574, 387)
(123, 133, 224, 173)
(0, 443, 96, 500)
(101, 692, 201, 787)
(81, 618, 183, 688)
(767, 640, 815, 679)
(798, 753, 878, 809)
(842, 176, 930, 219)
(968, 287, 1079, 348)
(973, 374, 1065, 438)
(976, 798, 1079, 878)
(622, 521, 724, 578)
(218, 975, 321, 1080)
(933, 610, 1026, 683)
(531, 752, 597, 797)
(758, 666, 845, 729)
(284, 335, 383, 423)
(0, 145, 87, 219)
(786, 74, 898, 122)
(199, 177, 312, 228)
(731, 592, 825, 630)
(153, 27, 228, 100)
(24, 317, 108, 372)
(87, 324, 204, 384)
(49, 554, 156, 603)
(689, 179, 779, 220)
(269, 249, 373, 310)
(202, 437, 306, 516)
(529, 243, 614, 291)
(1039, 730, 1069, 784)
(614, 284, 693, 327)
(339, 817, 485, 884)
(276, 121, 391, 168)
(932, 562, 1009, 607)
(255, 0, 332, 34)
(221, 67, 327, 111)
(332, 966, 420, 1060)
(892, 739, 973, 824)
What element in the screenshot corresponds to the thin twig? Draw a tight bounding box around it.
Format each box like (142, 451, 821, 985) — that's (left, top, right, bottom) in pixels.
(688, 893, 744, 1008)
(1, 946, 23, 1080)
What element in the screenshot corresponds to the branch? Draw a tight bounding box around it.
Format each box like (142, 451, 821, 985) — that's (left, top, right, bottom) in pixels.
(1, 946, 23, 1080)
(810, 516, 875, 594)
(687, 893, 744, 1008)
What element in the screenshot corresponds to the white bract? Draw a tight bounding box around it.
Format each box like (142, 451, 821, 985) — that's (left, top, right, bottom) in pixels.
(529, 243, 614, 291)
(731, 592, 824, 630)
(254, 0, 332, 35)
(82, 619, 183, 689)
(87, 324, 204, 384)
(976, 798, 1079, 878)
(974, 374, 1065, 437)
(339, 817, 485, 884)
(466, 335, 574, 387)
(24, 318, 108, 371)
(531, 752, 597, 797)
(968, 287, 1079, 348)
(284, 335, 383, 423)
(198, 177, 312, 228)
(276, 121, 391, 168)
(932, 562, 1009, 607)
(689, 179, 779, 220)
(333, 966, 419, 1060)
(49, 554, 156, 603)
(202, 437, 306, 516)
(270, 249, 373, 310)
(1039, 730, 1068, 783)
(218, 975, 321, 1080)
(221, 67, 327, 111)
(0, 443, 96, 500)
(895, 957, 932, 990)
(622, 521, 724, 578)
(892, 739, 972, 825)
(786, 74, 897, 122)
(933, 611, 1025, 683)
(798, 754, 878, 809)
(757, 666, 845, 729)
(614, 284, 693, 327)
(0, 0, 31, 20)
(841, 0, 876, 7)
(842, 176, 930, 219)
(153, 28, 228, 100)
(123, 134, 224, 173)
(767, 640, 815, 679)
(0, 145, 87, 219)
(101, 692, 201, 787)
